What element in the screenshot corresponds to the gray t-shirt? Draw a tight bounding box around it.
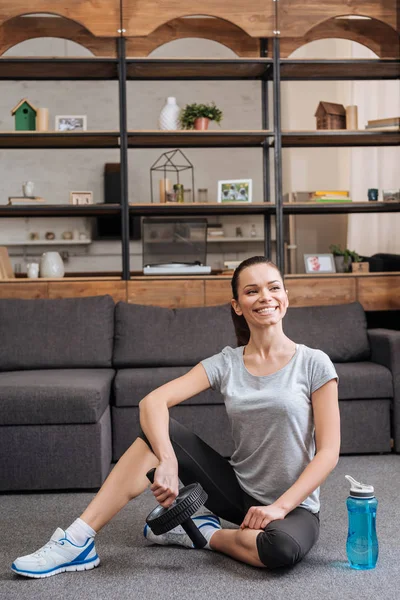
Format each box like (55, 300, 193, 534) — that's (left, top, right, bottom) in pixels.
(201, 344, 338, 514)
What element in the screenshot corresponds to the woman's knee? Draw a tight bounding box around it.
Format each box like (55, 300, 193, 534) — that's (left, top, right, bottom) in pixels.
(256, 529, 303, 569)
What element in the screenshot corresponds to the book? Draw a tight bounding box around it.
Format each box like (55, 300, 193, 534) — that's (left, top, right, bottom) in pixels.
(365, 124, 400, 131)
(314, 190, 349, 197)
(367, 117, 400, 127)
(283, 191, 350, 203)
(314, 197, 352, 203)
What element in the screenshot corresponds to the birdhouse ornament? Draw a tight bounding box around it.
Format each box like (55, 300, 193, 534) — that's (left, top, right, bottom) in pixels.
(11, 98, 37, 131)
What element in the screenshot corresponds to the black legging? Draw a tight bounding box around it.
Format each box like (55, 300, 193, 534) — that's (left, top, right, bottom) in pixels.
(139, 418, 320, 569)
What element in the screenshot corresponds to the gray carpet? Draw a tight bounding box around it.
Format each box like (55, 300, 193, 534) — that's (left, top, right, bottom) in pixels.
(1, 455, 399, 600)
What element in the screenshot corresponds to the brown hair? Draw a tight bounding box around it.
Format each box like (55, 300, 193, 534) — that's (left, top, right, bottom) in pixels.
(230, 256, 285, 346)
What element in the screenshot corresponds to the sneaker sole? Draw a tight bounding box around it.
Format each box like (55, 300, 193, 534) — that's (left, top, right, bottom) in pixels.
(11, 556, 100, 578)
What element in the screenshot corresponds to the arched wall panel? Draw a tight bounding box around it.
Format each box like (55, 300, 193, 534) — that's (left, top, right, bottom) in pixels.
(122, 1, 275, 38)
(0, 1, 120, 37)
(125, 17, 260, 57)
(278, 0, 398, 38)
(279, 17, 400, 58)
(0, 16, 117, 56)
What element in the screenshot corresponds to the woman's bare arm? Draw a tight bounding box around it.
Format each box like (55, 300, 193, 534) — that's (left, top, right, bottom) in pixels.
(138, 363, 211, 506)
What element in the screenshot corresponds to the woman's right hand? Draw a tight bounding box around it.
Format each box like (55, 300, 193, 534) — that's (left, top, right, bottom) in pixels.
(150, 461, 179, 508)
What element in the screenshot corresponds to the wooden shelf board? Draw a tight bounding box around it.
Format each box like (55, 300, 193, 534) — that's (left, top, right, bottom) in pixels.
(125, 58, 273, 80)
(1, 58, 397, 82)
(127, 130, 273, 148)
(283, 201, 400, 214)
(286, 272, 400, 278)
(128, 203, 275, 215)
(281, 130, 400, 147)
(280, 59, 400, 81)
(0, 58, 119, 80)
(3, 240, 92, 246)
(207, 237, 265, 242)
(0, 204, 120, 217)
(0, 131, 120, 149)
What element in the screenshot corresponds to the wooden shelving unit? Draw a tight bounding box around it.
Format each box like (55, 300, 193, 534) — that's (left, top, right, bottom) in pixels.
(0, 5, 398, 289)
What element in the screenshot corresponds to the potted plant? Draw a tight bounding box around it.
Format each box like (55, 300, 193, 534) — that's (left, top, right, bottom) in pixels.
(329, 244, 362, 272)
(179, 102, 223, 131)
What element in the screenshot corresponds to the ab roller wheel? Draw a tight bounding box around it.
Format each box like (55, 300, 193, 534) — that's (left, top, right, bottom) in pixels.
(145, 468, 209, 548)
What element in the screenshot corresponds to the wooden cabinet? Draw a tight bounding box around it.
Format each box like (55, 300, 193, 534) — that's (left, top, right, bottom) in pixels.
(1, 274, 398, 311)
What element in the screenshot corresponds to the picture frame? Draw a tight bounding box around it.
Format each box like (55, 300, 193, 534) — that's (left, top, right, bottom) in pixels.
(69, 191, 93, 205)
(217, 179, 252, 203)
(304, 253, 336, 274)
(55, 115, 87, 132)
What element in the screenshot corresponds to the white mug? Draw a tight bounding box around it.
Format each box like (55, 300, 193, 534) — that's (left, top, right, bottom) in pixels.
(27, 262, 39, 279)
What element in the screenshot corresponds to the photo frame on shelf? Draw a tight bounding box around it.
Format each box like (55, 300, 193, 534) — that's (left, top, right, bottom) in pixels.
(304, 254, 336, 274)
(69, 191, 93, 205)
(217, 179, 252, 203)
(55, 115, 87, 132)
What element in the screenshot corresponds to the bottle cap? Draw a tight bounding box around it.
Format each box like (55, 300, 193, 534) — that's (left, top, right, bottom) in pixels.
(345, 475, 375, 498)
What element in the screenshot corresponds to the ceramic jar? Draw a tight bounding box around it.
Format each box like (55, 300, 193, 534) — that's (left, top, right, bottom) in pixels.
(40, 252, 65, 278)
(158, 97, 181, 130)
(22, 181, 35, 197)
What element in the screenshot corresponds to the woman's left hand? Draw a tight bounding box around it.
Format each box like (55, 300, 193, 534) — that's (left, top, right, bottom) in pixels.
(240, 504, 287, 530)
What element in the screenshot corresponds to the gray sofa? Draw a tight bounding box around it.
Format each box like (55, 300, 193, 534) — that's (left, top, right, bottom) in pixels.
(0, 296, 398, 492)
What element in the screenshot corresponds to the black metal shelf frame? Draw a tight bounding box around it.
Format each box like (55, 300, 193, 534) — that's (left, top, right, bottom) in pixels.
(0, 50, 399, 277)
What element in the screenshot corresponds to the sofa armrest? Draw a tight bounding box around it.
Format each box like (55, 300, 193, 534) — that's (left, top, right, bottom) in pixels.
(368, 329, 400, 453)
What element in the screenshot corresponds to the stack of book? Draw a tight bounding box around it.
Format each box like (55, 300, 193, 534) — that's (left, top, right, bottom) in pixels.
(312, 190, 351, 203)
(7, 196, 46, 206)
(365, 117, 400, 131)
(284, 191, 351, 203)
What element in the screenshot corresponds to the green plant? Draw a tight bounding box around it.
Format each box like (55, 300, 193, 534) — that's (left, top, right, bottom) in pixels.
(179, 102, 223, 130)
(329, 244, 362, 264)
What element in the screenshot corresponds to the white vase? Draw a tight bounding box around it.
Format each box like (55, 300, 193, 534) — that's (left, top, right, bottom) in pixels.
(22, 181, 35, 197)
(158, 97, 181, 131)
(40, 252, 65, 278)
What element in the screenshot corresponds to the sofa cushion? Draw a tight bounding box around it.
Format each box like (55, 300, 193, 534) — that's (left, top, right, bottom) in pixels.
(0, 295, 115, 371)
(0, 369, 115, 425)
(114, 367, 224, 407)
(113, 302, 236, 367)
(335, 362, 393, 399)
(283, 302, 370, 362)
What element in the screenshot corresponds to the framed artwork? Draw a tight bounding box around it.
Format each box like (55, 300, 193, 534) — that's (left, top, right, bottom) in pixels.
(217, 179, 252, 203)
(304, 253, 336, 274)
(69, 191, 93, 205)
(55, 115, 87, 131)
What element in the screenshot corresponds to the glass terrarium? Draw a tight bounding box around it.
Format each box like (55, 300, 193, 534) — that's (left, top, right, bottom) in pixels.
(142, 217, 210, 274)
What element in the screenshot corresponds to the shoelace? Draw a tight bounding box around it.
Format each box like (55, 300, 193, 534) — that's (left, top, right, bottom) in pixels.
(33, 540, 61, 557)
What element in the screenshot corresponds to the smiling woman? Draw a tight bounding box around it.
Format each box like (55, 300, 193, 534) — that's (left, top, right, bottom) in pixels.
(11, 255, 340, 576)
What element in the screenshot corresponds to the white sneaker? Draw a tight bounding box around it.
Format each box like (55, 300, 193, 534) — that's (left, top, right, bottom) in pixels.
(144, 515, 221, 548)
(11, 528, 100, 578)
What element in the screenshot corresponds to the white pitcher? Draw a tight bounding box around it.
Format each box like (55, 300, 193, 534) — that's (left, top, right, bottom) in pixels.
(40, 252, 65, 278)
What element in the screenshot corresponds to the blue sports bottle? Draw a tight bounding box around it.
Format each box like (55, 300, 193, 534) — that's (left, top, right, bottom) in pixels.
(345, 475, 379, 570)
